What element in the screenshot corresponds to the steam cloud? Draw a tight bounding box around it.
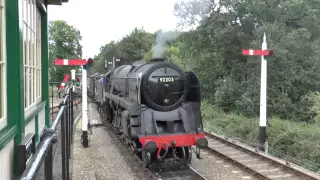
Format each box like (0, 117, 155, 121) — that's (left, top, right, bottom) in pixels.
(151, 30, 180, 58)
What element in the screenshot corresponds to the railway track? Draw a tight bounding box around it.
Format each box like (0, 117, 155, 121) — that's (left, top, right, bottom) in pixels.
(204, 131, 320, 180)
(106, 122, 207, 180)
(150, 165, 207, 180)
(95, 103, 206, 180)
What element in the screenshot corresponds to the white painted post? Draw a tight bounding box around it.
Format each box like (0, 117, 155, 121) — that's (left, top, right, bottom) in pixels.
(112, 57, 115, 68)
(81, 65, 89, 147)
(71, 69, 76, 92)
(242, 33, 272, 153)
(260, 33, 268, 153)
(104, 60, 108, 69)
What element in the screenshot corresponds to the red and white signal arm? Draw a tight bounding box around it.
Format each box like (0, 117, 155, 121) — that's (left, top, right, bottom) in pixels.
(55, 59, 87, 66)
(242, 49, 273, 56)
(60, 74, 70, 89)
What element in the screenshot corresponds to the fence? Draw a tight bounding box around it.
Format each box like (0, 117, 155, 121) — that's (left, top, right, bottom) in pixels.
(20, 86, 74, 180)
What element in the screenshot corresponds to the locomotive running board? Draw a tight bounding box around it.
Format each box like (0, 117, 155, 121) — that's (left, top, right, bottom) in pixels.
(104, 92, 140, 116)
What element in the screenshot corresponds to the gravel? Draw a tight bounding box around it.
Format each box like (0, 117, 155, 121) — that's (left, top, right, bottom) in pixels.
(72, 103, 146, 180)
(190, 148, 259, 180)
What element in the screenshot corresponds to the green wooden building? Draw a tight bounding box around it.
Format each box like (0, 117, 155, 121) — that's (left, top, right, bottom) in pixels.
(0, 0, 69, 179)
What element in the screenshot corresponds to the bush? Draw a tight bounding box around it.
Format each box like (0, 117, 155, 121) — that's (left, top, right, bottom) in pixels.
(201, 101, 320, 171)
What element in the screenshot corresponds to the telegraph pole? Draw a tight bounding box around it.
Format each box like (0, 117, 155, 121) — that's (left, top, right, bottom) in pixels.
(242, 33, 273, 153)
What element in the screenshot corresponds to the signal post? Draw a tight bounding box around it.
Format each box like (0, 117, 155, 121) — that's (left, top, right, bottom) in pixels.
(242, 33, 273, 153)
(71, 69, 76, 92)
(54, 58, 93, 148)
(111, 57, 120, 68)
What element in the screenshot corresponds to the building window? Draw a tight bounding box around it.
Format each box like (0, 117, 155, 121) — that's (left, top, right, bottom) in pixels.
(22, 0, 42, 110)
(0, 0, 6, 130)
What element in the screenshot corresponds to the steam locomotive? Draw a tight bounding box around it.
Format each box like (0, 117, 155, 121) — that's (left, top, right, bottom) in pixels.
(88, 58, 208, 167)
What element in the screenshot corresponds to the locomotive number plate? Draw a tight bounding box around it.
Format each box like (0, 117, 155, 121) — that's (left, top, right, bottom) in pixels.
(159, 77, 176, 83)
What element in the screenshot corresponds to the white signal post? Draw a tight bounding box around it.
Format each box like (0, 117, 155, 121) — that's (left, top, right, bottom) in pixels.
(54, 58, 92, 148)
(242, 33, 273, 153)
(112, 57, 121, 68)
(71, 69, 76, 92)
(104, 60, 108, 69)
(81, 65, 88, 147)
(260, 33, 268, 153)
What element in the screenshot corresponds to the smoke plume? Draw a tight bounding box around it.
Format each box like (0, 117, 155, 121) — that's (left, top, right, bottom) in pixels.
(151, 30, 180, 58)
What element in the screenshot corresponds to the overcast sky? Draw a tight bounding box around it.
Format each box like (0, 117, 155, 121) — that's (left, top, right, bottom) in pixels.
(48, 0, 181, 59)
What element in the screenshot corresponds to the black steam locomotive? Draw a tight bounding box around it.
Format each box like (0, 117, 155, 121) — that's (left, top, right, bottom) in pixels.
(88, 58, 208, 167)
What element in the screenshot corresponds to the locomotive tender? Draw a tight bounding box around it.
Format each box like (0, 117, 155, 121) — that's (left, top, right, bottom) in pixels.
(90, 58, 208, 167)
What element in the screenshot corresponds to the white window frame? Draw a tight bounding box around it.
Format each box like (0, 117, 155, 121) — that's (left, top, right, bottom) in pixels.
(22, 0, 42, 114)
(0, 0, 7, 130)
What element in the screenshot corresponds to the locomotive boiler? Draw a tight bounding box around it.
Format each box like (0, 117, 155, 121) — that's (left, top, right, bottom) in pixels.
(98, 58, 208, 167)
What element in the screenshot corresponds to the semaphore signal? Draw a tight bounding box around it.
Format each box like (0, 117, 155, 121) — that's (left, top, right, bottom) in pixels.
(242, 49, 273, 56)
(59, 74, 70, 89)
(54, 58, 94, 148)
(242, 33, 273, 153)
(54, 59, 87, 66)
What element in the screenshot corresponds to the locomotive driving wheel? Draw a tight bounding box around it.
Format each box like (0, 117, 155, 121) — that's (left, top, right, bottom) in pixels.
(185, 147, 192, 164)
(142, 151, 152, 168)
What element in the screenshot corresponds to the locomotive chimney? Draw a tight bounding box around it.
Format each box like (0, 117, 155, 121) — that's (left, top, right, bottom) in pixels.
(151, 57, 166, 62)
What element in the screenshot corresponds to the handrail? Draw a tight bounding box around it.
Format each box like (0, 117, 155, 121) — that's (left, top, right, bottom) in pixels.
(20, 86, 75, 180)
(50, 96, 68, 132)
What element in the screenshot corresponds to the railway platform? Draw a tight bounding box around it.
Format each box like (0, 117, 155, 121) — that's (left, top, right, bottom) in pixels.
(72, 102, 148, 180)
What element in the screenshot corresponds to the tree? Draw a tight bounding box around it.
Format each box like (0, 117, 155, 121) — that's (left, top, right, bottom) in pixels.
(92, 28, 154, 73)
(173, 0, 320, 121)
(49, 20, 83, 84)
(117, 28, 154, 62)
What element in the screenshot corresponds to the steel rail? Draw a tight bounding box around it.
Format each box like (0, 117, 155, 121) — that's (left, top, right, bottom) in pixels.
(204, 131, 320, 180)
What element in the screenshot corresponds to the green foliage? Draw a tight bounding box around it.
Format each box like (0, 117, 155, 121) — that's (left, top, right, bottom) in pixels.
(143, 50, 153, 63)
(172, 0, 320, 122)
(92, 28, 154, 73)
(202, 102, 320, 171)
(49, 20, 82, 84)
(169, 0, 320, 170)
